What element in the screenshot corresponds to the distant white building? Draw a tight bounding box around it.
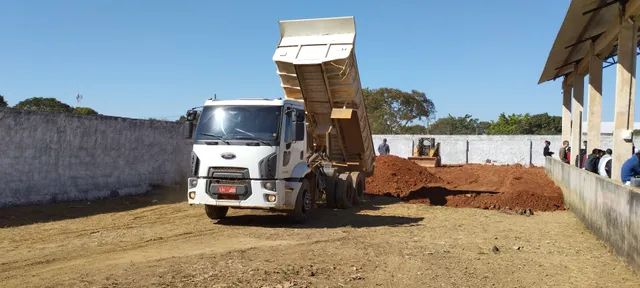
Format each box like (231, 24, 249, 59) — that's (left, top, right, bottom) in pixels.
(581, 122, 640, 135)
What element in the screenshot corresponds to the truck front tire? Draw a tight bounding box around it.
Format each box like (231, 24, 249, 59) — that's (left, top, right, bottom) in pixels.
(204, 205, 229, 220)
(289, 179, 312, 223)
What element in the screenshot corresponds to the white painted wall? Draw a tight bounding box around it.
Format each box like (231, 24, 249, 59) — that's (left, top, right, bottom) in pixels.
(373, 134, 615, 166)
(0, 109, 192, 207)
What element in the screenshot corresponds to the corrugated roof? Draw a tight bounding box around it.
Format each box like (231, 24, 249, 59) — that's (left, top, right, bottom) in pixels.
(539, 0, 627, 84)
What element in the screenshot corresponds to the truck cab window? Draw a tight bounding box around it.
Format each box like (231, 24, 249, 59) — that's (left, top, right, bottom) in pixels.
(283, 109, 293, 144)
(194, 105, 282, 145)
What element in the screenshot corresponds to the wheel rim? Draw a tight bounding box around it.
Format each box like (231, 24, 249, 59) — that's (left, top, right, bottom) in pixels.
(302, 189, 312, 212)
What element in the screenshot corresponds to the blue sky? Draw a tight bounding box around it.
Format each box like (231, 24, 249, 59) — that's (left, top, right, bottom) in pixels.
(0, 0, 628, 121)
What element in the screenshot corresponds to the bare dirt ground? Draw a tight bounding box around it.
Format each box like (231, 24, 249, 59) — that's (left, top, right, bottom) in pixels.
(1, 187, 638, 288)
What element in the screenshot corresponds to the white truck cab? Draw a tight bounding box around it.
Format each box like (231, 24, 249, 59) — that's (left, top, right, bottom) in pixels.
(187, 99, 309, 213)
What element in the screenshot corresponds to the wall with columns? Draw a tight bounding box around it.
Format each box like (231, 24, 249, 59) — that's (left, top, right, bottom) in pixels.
(372, 134, 615, 167)
(560, 19, 637, 181)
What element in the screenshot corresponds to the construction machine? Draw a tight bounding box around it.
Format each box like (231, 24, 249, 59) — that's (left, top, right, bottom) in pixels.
(409, 137, 441, 167)
(185, 17, 374, 223)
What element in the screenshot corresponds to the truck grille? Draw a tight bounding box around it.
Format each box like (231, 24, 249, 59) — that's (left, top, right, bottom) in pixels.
(207, 167, 250, 179)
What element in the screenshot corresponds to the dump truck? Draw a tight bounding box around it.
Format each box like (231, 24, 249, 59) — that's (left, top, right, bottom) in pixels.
(186, 16, 374, 222)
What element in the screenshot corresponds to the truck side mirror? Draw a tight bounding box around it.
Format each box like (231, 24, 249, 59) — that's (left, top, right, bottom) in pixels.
(185, 110, 198, 139)
(186, 110, 198, 122)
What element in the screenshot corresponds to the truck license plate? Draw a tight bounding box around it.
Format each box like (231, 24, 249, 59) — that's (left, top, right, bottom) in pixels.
(218, 185, 237, 194)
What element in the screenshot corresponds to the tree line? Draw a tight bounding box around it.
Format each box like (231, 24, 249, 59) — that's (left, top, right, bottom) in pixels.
(0, 95, 98, 115)
(1, 89, 562, 134)
(363, 87, 561, 135)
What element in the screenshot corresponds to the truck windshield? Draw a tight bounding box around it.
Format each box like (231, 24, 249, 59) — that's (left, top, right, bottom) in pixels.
(195, 105, 281, 144)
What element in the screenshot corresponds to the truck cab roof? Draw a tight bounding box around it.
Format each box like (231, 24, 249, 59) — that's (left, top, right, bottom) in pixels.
(203, 98, 303, 109)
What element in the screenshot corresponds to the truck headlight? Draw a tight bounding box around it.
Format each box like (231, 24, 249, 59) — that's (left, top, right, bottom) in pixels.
(188, 178, 198, 189)
(262, 181, 276, 191)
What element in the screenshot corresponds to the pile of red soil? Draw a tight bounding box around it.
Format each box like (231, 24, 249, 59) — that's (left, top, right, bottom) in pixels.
(365, 156, 564, 212)
(365, 155, 443, 198)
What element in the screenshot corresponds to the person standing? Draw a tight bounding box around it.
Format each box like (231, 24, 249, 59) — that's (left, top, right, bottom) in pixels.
(621, 151, 640, 185)
(377, 138, 390, 155)
(584, 149, 601, 174)
(576, 147, 588, 168)
(543, 140, 554, 157)
(599, 149, 612, 178)
(558, 140, 570, 164)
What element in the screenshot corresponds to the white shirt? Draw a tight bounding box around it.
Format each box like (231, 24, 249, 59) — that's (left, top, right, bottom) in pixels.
(599, 154, 612, 177)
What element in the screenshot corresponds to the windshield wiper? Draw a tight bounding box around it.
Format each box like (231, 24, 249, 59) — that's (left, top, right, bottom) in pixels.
(198, 133, 230, 144)
(233, 128, 272, 146)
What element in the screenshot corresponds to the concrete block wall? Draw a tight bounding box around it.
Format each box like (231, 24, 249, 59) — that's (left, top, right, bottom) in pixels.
(0, 109, 192, 207)
(545, 157, 640, 271)
(373, 134, 615, 166)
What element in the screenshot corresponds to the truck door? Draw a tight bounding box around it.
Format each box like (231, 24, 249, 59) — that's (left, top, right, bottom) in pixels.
(279, 106, 306, 178)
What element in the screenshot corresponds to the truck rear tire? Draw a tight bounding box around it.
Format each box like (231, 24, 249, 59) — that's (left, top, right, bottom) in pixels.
(325, 175, 337, 208)
(335, 173, 354, 209)
(204, 205, 229, 220)
(289, 180, 312, 223)
(349, 172, 365, 206)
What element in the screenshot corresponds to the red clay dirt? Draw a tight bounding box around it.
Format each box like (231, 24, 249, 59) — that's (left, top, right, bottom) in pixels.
(366, 155, 564, 212)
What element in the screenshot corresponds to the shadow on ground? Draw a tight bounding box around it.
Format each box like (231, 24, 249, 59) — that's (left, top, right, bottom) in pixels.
(215, 196, 424, 229)
(399, 186, 499, 206)
(0, 185, 185, 228)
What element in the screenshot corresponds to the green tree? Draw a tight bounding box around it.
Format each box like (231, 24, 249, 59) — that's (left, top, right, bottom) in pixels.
(0, 95, 7, 108)
(428, 114, 482, 135)
(399, 124, 429, 134)
(14, 97, 73, 113)
(523, 113, 562, 134)
(73, 107, 99, 115)
(363, 87, 436, 134)
(486, 113, 527, 135)
(486, 113, 561, 135)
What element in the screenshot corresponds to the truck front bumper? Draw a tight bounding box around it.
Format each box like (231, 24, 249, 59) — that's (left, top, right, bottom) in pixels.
(186, 178, 299, 210)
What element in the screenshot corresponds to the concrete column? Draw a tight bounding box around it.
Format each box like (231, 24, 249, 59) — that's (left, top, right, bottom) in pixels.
(570, 73, 584, 166)
(562, 77, 572, 144)
(587, 41, 603, 152)
(612, 18, 638, 181)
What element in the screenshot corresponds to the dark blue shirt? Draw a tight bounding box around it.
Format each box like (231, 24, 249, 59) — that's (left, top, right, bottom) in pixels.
(377, 143, 390, 155)
(620, 155, 640, 182)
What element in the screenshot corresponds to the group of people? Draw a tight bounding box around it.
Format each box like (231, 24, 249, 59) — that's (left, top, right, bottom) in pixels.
(547, 140, 612, 178)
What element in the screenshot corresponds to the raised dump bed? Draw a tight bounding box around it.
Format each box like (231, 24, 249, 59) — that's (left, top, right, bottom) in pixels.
(273, 16, 374, 174)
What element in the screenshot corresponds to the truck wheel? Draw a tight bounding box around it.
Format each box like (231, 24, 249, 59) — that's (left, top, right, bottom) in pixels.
(335, 173, 354, 209)
(349, 172, 365, 206)
(289, 180, 312, 223)
(204, 205, 229, 220)
(325, 175, 337, 208)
